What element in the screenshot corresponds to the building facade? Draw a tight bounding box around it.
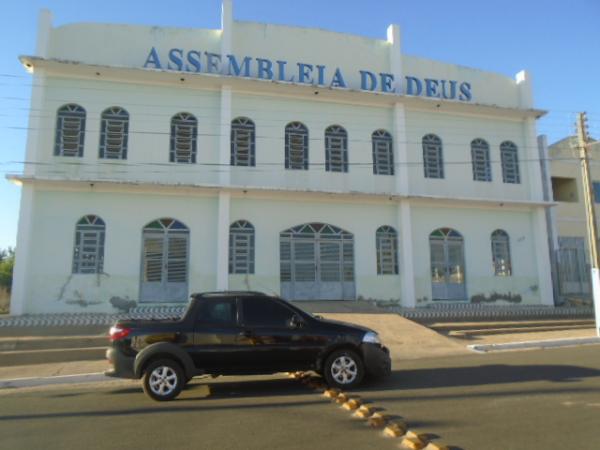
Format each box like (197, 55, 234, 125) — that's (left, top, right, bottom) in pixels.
(547, 136, 600, 303)
(9, 2, 554, 314)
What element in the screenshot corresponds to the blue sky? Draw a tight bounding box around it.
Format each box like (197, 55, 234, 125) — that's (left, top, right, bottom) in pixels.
(1, 0, 599, 249)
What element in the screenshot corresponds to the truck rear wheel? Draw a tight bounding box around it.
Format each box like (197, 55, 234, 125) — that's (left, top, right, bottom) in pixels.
(142, 359, 184, 401)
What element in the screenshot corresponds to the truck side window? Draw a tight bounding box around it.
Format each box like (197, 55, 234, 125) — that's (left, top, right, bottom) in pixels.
(196, 298, 237, 325)
(242, 297, 295, 327)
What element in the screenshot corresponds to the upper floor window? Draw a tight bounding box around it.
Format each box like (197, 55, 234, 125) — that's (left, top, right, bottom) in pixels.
(285, 122, 309, 170)
(99, 106, 129, 160)
(500, 141, 520, 184)
(170, 112, 197, 163)
(372, 129, 394, 175)
(229, 220, 255, 274)
(491, 229, 511, 276)
(231, 117, 256, 166)
(471, 138, 491, 182)
(73, 215, 105, 274)
(54, 104, 86, 157)
(422, 134, 444, 179)
(376, 225, 398, 275)
(325, 125, 348, 173)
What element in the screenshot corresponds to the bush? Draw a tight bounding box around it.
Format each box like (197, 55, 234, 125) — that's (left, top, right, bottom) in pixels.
(0, 247, 15, 293)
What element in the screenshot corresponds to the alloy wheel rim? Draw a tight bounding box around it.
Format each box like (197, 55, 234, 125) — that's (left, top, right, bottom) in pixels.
(330, 355, 358, 384)
(149, 366, 178, 396)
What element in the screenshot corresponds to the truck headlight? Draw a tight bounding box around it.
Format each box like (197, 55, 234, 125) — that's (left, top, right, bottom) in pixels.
(362, 331, 381, 344)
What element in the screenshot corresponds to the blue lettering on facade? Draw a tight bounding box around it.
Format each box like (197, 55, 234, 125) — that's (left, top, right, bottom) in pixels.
(227, 55, 252, 77)
(186, 50, 202, 72)
(257, 58, 274, 80)
(168, 48, 184, 71)
(360, 70, 377, 91)
(143, 48, 473, 101)
(144, 47, 162, 69)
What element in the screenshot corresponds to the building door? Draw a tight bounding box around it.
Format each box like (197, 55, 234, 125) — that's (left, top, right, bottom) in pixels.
(430, 228, 467, 300)
(140, 218, 189, 303)
(558, 237, 590, 296)
(280, 223, 355, 300)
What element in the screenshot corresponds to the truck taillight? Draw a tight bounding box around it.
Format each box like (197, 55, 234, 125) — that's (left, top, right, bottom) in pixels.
(109, 325, 131, 341)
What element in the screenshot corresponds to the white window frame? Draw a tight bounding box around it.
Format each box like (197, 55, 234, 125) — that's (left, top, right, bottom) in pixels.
(229, 220, 255, 274)
(170, 112, 197, 163)
(99, 106, 129, 159)
(372, 129, 394, 175)
(471, 138, 491, 182)
(285, 122, 309, 170)
(231, 117, 256, 167)
(72, 215, 105, 274)
(422, 134, 444, 179)
(55, 104, 86, 157)
(376, 225, 398, 275)
(325, 125, 348, 173)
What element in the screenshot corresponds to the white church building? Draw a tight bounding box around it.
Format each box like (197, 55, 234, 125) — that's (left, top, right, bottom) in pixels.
(9, 1, 554, 314)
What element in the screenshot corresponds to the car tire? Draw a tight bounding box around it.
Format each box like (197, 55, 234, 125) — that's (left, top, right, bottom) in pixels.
(323, 349, 365, 389)
(142, 359, 185, 401)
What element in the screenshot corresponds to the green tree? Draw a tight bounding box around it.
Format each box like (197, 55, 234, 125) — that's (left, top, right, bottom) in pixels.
(0, 247, 15, 293)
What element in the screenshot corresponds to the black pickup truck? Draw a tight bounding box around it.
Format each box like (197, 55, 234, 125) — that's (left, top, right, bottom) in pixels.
(106, 291, 391, 401)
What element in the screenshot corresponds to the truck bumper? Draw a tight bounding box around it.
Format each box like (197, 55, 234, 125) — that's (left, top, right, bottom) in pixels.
(105, 348, 136, 379)
(361, 343, 392, 378)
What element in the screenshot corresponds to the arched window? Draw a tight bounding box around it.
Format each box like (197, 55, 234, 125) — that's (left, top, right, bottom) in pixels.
(170, 112, 197, 163)
(140, 218, 189, 302)
(429, 227, 466, 300)
(55, 104, 86, 157)
(99, 106, 129, 159)
(72, 215, 105, 274)
(491, 229, 512, 276)
(372, 130, 394, 175)
(285, 122, 309, 170)
(471, 138, 491, 181)
(231, 117, 256, 166)
(229, 220, 255, 274)
(422, 134, 444, 179)
(376, 226, 398, 274)
(325, 125, 348, 173)
(501, 141, 520, 184)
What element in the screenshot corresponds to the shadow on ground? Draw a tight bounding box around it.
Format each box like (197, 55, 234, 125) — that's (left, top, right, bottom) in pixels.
(361, 364, 600, 392)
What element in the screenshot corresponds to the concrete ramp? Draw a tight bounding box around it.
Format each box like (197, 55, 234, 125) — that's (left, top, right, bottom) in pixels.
(321, 313, 469, 361)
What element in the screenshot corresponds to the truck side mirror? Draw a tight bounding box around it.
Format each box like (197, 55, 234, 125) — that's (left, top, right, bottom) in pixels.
(288, 314, 305, 329)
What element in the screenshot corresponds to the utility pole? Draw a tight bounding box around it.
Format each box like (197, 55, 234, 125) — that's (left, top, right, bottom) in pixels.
(577, 112, 600, 336)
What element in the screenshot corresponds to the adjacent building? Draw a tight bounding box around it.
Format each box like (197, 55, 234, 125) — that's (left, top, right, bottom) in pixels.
(8, 1, 554, 314)
(547, 136, 600, 303)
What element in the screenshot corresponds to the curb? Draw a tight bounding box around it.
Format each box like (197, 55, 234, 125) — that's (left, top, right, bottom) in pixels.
(468, 336, 600, 353)
(0, 372, 115, 389)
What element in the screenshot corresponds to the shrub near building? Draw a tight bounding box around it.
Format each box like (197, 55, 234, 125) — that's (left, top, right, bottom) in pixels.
(0, 248, 15, 313)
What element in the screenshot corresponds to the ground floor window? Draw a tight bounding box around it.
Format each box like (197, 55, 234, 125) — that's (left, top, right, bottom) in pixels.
(140, 218, 189, 303)
(430, 227, 466, 300)
(280, 223, 355, 300)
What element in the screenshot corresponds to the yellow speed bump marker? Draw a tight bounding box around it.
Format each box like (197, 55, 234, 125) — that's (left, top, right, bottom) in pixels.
(383, 421, 407, 437)
(341, 398, 362, 410)
(405, 430, 429, 443)
(423, 442, 449, 450)
(352, 405, 374, 418)
(335, 393, 350, 404)
(323, 388, 341, 399)
(400, 436, 426, 450)
(368, 412, 391, 428)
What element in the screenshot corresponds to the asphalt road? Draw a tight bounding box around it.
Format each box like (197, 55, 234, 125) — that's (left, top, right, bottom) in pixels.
(0, 374, 397, 450)
(1, 345, 599, 450)
(355, 344, 600, 450)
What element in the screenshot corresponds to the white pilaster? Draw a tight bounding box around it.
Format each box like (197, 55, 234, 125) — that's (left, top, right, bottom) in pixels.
(219, 86, 232, 186)
(36, 9, 53, 58)
(393, 103, 409, 195)
(386, 24, 403, 93)
(221, 0, 233, 56)
(533, 206, 555, 306)
(398, 200, 416, 307)
(216, 191, 231, 290)
(10, 185, 35, 315)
